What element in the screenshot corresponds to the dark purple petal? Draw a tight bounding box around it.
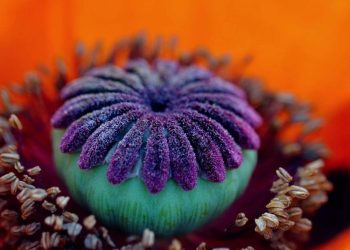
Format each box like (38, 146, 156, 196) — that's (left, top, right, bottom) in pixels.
(78, 110, 144, 169)
(86, 65, 145, 92)
(180, 77, 246, 99)
(165, 117, 198, 191)
(154, 59, 180, 82)
(175, 114, 226, 182)
(124, 59, 157, 89)
(60, 76, 138, 100)
(172, 65, 212, 87)
(60, 103, 147, 153)
(187, 102, 260, 149)
(142, 116, 170, 193)
(180, 110, 243, 169)
(174, 93, 262, 128)
(51, 93, 143, 128)
(107, 116, 150, 184)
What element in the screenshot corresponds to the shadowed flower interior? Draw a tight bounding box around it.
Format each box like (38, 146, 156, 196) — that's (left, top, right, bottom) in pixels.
(51, 59, 261, 193)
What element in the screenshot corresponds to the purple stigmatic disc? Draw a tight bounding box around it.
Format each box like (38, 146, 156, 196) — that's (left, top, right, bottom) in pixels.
(52, 59, 261, 193)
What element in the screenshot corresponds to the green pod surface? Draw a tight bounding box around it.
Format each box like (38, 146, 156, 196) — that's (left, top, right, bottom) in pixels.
(52, 129, 257, 237)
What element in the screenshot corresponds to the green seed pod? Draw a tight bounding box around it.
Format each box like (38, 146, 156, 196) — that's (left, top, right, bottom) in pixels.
(53, 129, 257, 237)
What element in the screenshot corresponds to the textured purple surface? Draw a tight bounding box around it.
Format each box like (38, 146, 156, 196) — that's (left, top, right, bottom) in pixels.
(107, 115, 150, 185)
(142, 116, 170, 193)
(60, 76, 139, 100)
(52, 59, 261, 193)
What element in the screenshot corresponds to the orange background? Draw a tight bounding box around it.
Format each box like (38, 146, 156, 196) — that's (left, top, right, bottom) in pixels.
(0, 0, 350, 168)
(0, 1, 349, 248)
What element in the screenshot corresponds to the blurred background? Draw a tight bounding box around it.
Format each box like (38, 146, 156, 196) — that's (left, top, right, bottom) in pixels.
(0, 0, 349, 248)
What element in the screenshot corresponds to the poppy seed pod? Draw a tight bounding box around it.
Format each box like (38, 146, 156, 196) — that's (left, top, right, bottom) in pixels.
(51, 59, 261, 236)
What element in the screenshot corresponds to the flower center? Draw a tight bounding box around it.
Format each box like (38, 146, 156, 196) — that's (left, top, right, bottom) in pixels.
(146, 86, 173, 113)
(52, 61, 262, 194)
(150, 99, 168, 112)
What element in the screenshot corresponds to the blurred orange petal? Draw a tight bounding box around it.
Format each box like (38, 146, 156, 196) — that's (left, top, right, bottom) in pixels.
(0, 1, 349, 248)
(316, 228, 350, 250)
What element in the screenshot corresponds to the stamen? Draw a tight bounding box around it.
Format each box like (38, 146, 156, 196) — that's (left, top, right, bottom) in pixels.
(56, 196, 70, 210)
(83, 215, 97, 231)
(9, 114, 23, 130)
(27, 166, 42, 176)
(254, 160, 332, 249)
(169, 239, 182, 250)
(141, 228, 155, 248)
(235, 212, 249, 227)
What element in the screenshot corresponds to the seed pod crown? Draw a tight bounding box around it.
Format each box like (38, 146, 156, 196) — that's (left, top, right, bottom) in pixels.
(52, 59, 261, 193)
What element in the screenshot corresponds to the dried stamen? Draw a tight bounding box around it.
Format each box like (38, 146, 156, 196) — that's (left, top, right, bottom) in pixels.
(235, 212, 249, 227)
(9, 114, 23, 130)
